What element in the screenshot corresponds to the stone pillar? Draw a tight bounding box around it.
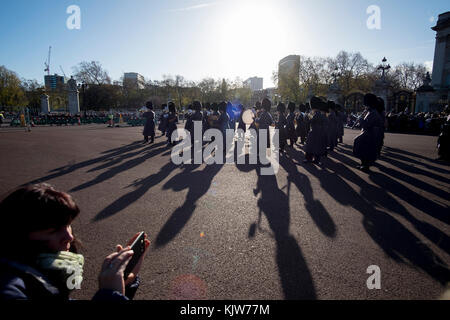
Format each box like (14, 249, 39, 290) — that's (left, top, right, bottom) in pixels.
(415, 72, 437, 113)
(40, 94, 50, 114)
(67, 77, 80, 115)
(374, 80, 390, 111)
(431, 12, 450, 88)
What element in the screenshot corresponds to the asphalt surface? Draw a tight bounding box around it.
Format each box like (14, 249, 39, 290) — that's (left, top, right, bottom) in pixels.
(0, 123, 449, 300)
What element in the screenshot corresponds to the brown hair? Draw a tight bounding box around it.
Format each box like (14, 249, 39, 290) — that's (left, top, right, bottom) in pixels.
(0, 183, 81, 261)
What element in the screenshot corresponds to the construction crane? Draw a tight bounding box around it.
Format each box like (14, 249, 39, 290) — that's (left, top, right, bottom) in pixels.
(60, 65, 66, 78)
(44, 46, 51, 75)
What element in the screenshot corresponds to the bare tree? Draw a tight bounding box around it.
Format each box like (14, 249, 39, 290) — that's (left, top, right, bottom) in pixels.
(328, 51, 371, 95)
(393, 62, 427, 91)
(72, 61, 111, 85)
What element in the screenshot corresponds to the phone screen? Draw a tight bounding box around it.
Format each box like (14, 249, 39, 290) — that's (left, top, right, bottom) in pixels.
(123, 232, 146, 279)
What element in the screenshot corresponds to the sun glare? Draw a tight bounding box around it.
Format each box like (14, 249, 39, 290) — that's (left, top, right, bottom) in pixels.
(218, 1, 289, 79)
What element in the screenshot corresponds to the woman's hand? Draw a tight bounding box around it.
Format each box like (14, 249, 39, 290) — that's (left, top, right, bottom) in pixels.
(116, 232, 151, 286)
(98, 246, 134, 295)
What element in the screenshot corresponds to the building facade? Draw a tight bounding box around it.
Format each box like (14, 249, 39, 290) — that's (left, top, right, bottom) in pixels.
(44, 74, 66, 91)
(123, 72, 145, 89)
(244, 77, 263, 91)
(278, 55, 300, 83)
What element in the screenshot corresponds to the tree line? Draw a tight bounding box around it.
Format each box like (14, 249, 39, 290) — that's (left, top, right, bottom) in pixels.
(273, 51, 428, 104)
(1, 51, 428, 111)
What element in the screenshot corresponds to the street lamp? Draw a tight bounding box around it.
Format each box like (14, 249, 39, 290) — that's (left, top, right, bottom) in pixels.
(377, 57, 391, 81)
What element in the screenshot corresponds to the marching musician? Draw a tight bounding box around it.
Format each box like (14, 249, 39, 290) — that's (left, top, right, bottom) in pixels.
(276, 102, 288, 153)
(304, 97, 327, 165)
(353, 93, 384, 172)
(142, 101, 155, 144)
(166, 102, 178, 146)
(296, 103, 309, 145)
(255, 98, 274, 159)
(216, 101, 231, 152)
(286, 102, 297, 148)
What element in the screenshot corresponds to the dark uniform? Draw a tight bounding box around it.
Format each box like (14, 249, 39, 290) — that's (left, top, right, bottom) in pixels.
(142, 111, 155, 143)
(277, 112, 288, 152)
(304, 97, 327, 164)
(166, 112, 178, 145)
(353, 94, 384, 171)
(286, 111, 296, 147)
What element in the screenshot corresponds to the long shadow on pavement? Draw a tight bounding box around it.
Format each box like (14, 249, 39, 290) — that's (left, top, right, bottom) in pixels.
(339, 143, 450, 185)
(93, 160, 178, 222)
(383, 146, 450, 167)
(279, 152, 336, 238)
(70, 142, 167, 192)
(253, 169, 316, 299)
(334, 147, 450, 225)
(316, 150, 450, 284)
(26, 141, 148, 185)
(235, 153, 316, 300)
(326, 151, 450, 253)
(154, 163, 224, 248)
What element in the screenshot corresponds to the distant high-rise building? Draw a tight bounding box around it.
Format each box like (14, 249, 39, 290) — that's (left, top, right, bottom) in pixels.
(244, 77, 263, 91)
(278, 55, 300, 90)
(44, 74, 66, 90)
(124, 72, 145, 89)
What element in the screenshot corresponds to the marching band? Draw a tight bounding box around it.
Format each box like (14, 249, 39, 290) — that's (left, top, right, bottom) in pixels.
(145, 93, 385, 172)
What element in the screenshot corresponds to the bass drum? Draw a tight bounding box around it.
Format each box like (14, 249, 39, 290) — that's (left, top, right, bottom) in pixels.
(242, 109, 255, 125)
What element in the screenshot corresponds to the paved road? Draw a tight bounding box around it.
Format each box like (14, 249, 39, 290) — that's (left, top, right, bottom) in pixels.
(0, 124, 449, 300)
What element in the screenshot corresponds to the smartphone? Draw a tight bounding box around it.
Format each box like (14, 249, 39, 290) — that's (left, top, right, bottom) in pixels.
(123, 231, 146, 279)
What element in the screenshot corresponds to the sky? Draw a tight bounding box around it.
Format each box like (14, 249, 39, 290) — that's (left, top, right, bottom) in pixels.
(0, 0, 448, 88)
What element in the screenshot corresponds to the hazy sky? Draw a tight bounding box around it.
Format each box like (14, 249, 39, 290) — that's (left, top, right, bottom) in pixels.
(0, 0, 448, 88)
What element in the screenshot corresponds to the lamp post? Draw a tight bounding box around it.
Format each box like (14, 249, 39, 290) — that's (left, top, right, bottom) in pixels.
(81, 82, 87, 117)
(377, 57, 391, 82)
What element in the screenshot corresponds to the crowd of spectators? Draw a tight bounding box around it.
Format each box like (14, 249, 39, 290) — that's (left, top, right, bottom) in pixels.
(2, 107, 449, 137)
(1, 111, 154, 127)
(345, 108, 449, 136)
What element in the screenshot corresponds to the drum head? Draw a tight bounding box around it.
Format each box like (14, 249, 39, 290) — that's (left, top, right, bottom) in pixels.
(242, 109, 255, 125)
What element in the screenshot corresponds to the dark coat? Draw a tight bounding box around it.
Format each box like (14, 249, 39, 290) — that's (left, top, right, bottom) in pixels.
(190, 111, 203, 137)
(256, 111, 274, 148)
(286, 112, 297, 140)
(304, 112, 327, 156)
(296, 113, 309, 138)
(166, 112, 178, 137)
(184, 113, 193, 133)
(327, 111, 338, 148)
(158, 113, 168, 133)
(277, 113, 288, 145)
(256, 111, 274, 130)
(0, 258, 137, 301)
(142, 111, 155, 137)
(353, 109, 384, 164)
